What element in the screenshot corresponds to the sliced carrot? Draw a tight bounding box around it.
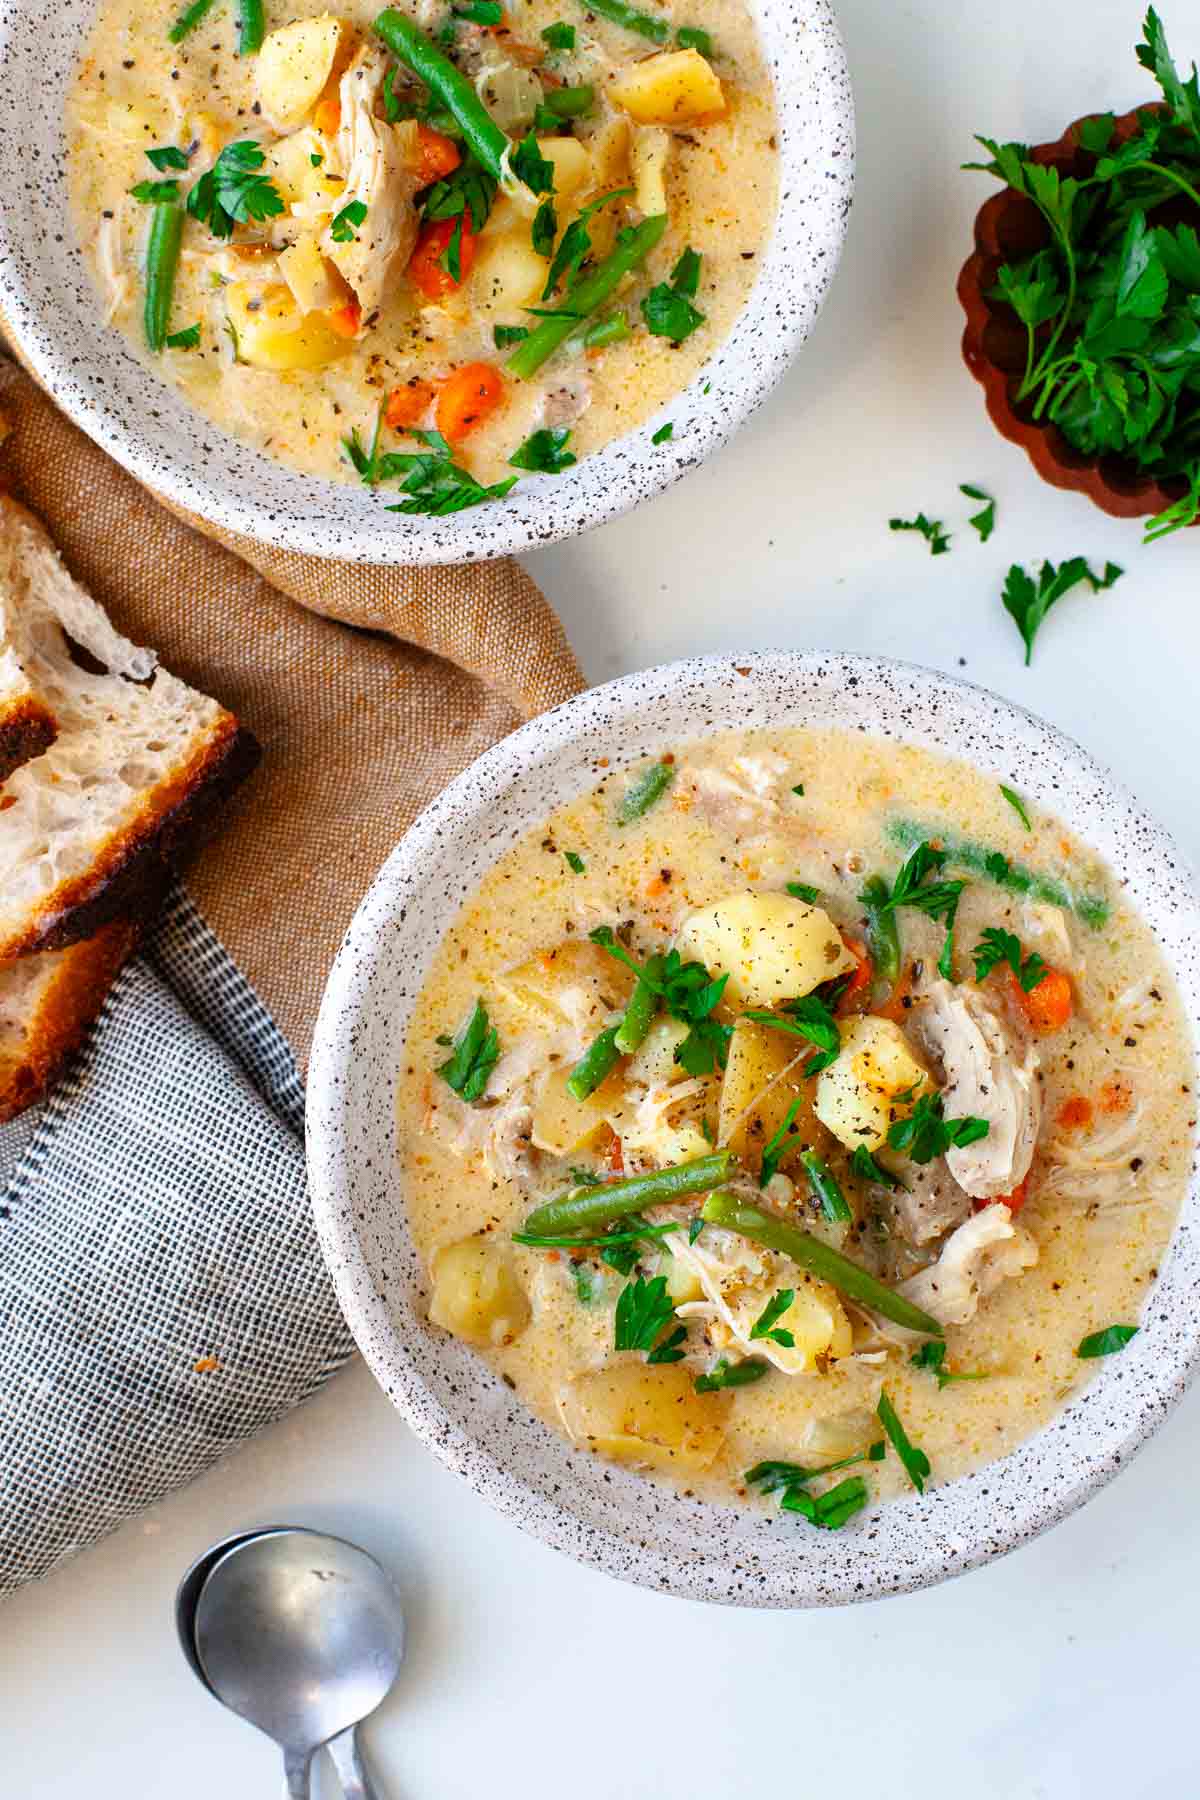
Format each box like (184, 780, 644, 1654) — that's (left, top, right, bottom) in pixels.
(384, 380, 436, 431)
(835, 934, 873, 1015)
(415, 123, 461, 185)
(1057, 1095, 1093, 1131)
(604, 1129, 623, 1175)
(436, 360, 505, 440)
(1013, 965, 1073, 1034)
(407, 215, 478, 300)
(326, 300, 361, 339)
(313, 95, 341, 136)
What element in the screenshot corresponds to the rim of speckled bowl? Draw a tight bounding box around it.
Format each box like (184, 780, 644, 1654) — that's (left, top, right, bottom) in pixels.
(0, 1, 853, 565)
(307, 652, 1200, 1607)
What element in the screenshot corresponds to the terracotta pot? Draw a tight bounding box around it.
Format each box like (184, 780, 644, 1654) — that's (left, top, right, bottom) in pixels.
(958, 104, 1195, 523)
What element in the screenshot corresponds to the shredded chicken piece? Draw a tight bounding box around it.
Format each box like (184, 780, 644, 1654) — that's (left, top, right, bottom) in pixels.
(915, 979, 1041, 1199)
(890, 1156, 971, 1246)
(481, 1091, 537, 1189)
(540, 377, 592, 430)
(897, 1203, 1038, 1327)
(96, 206, 131, 323)
(667, 1226, 809, 1373)
(675, 755, 832, 872)
(323, 48, 421, 319)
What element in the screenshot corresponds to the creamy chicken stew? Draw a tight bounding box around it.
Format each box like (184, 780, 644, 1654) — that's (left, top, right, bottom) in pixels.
(396, 731, 1193, 1524)
(67, 0, 776, 509)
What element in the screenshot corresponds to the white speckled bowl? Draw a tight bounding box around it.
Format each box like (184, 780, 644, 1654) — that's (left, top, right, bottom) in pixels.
(307, 652, 1200, 1606)
(0, 2, 852, 565)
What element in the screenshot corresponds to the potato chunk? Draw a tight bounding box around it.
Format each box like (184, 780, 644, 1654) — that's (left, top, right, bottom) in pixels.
(726, 1277, 852, 1374)
(609, 48, 726, 128)
(225, 282, 352, 371)
(429, 1238, 530, 1347)
(814, 1015, 934, 1152)
(625, 1016, 689, 1087)
(717, 1017, 829, 1168)
(256, 15, 349, 131)
(676, 893, 855, 1007)
(495, 941, 633, 1028)
(472, 229, 550, 312)
(278, 234, 350, 313)
(538, 136, 592, 201)
(264, 127, 346, 209)
(530, 1066, 622, 1156)
(558, 1363, 728, 1471)
(631, 125, 670, 216)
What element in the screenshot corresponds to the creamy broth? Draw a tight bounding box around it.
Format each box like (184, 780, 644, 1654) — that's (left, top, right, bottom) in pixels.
(396, 730, 1194, 1516)
(66, 0, 777, 492)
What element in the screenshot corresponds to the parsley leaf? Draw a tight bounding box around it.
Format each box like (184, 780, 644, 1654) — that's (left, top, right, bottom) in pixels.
(617, 759, 674, 822)
(186, 140, 284, 239)
(493, 323, 529, 348)
(759, 1095, 803, 1187)
(423, 158, 497, 233)
(542, 186, 632, 300)
(147, 144, 191, 172)
(960, 482, 996, 542)
(531, 196, 557, 256)
(510, 131, 556, 196)
(642, 277, 705, 342)
(999, 784, 1032, 830)
(889, 512, 950, 555)
(881, 840, 965, 980)
(1002, 558, 1124, 664)
(564, 850, 585, 873)
(876, 1389, 930, 1493)
(541, 19, 575, 47)
(850, 1144, 906, 1191)
(647, 1323, 687, 1364)
(590, 926, 731, 1074)
(741, 990, 840, 1075)
(1137, 6, 1200, 151)
(787, 880, 821, 903)
(614, 1273, 677, 1353)
(911, 1341, 988, 1389)
(509, 427, 577, 473)
(972, 925, 1047, 991)
(676, 24, 712, 54)
(331, 200, 368, 244)
(749, 1289, 796, 1348)
(887, 1093, 990, 1164)
(651, 422, 674, 444)
(165, 323, 201, 349)
(1077, 1323, 1139, 1358)
(780, 1476, 870, 1530)
(369, 427, 519, 515)
(437, 998, 500, 1102)
(694, 1356, 769, 1392)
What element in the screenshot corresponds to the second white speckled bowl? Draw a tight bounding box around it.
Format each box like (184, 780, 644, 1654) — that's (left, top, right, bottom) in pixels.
(0, 0, 853, 563)
(307, 653, 1200, 1606)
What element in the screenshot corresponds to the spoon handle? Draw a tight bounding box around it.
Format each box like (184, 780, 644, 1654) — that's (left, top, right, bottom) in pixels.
(327, 1725, 382, 1800)
(282, 1747, 312, 1799)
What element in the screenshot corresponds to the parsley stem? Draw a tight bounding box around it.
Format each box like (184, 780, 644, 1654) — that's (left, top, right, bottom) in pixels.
(565, 1024, 621, 1102)
(508, 214, 667, 379)
(523, 1151, 734, 1237)
(374, 8, 511, 179)
(168, 0, 218, 42)
(143, 201, 184, 353)
(799, 1151, 852, 1225)
(574, 0, 669, 40)
(700, 1192, 943, 1337)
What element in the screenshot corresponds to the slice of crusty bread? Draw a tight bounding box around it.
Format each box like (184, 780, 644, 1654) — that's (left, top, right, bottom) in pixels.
(0, 495, 259, 960)
(0, 917, 140, 1121)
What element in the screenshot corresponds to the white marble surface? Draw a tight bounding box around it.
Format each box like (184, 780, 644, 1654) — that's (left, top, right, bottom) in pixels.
(5, 0, 1200, 1793)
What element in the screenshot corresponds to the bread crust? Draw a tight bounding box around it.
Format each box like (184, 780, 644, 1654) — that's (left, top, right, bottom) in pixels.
(0, 918, 139, 1121)
(0, 717, 260, 961)
(0, 694, 56, 784)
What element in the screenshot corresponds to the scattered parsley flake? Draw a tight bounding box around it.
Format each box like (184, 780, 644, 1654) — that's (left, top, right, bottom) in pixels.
(651, 422, 674, 444)
(890, 512, 950, 555)
(749, 1289, 795, 1348)
(960, 483, 996, 541)
(876, 1389, 931, 1493)
(1078, 1323, 1139, 1358)
(999, 784, 1032, 830)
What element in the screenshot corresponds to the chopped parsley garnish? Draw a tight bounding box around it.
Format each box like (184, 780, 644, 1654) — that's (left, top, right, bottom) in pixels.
(617, 759, 674, 823)
(879, 839, 966, 980)
(509, 427, 577, 473)
(310, 152, 324, 167)
(759, 1095, 802, 1187)
(688, 1213, 705, 1243)
(531, 197, 557, 256)
(186, 140, 284, 240)
(1002, 559, 1124, 665)
(741, 990, 840, 1075)
(331, 200, 368, 244)
(745, 1445, 885, 1530)
(424, 157, 497, 232)
(889, 511, 950, 555)
(454, 0, 502, 19)
(694, 1356, 769, 1392)
(791, 782, 805, 796)
(147, 144, 191, 172)
(651, 422, 674, 444)
(438, 213, 465, 281)
(911, 1341, 988, 1389)
(647, 1323, 687, 1364)
(510, 131, 556, 196)
(351, 425, 517, 515)
(436, 998, 500, 1102)
(676, 23, 712, 53)
(960, 483, 996, 542)
(590, 926, 732, 1075)
(543, 187, 632, 300)
(131, 179, 181, 204)
(972, 926, 1047, 992)
(999, 784, 1032, 830)
(748, 1288, 795, 1348)
(541, 19, 576, 47)
(614, 1273, 678, 1354)
(493, 324, 530, 348)
(887, 1092, 990, 1164)
(642, 246, 705, 342)
(876, 1389, 930, 1493)
(165, 323, 201, 349)
(1077, 1323, 1139, 1359)
(786, 880, 821, 904)
(564, 850, 585, 873)
(850, 1144, 906, 1190)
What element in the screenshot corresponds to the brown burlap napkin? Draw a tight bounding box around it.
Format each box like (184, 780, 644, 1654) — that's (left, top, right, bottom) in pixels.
(0, 349, 584, 1062)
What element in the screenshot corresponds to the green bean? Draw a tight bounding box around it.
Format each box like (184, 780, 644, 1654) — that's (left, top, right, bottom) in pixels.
(374, 8, 511, 179)
(168, 0, 218, 42)
(799, 1151, 852, 1225)
(858, 874, 901, 987)
(577, 0, 669, 41)
(700, 1193, 943, 1337)
(143, 202, 184, 354)
(539, 83, 595, 117)
(237, 0, 265, 54)
(566, 1025, 621, 1102)
(886, 818, 1109, 928)
(583, 311, 630, 349)
(616, 755, 674, 824)
(613, 955, 663, 1056)
(507, 213, 667, 379)
(524, 1150, 733, 1237)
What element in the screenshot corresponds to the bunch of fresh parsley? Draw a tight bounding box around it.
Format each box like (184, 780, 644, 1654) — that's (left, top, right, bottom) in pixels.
(967, 8, 1200, 541)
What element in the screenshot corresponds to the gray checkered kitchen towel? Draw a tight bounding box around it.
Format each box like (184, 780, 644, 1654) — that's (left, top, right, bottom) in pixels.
(0, 887, 354, 1597)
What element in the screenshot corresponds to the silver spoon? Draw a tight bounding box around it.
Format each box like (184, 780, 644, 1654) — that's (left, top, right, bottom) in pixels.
(183, 1525, 405, 1799)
